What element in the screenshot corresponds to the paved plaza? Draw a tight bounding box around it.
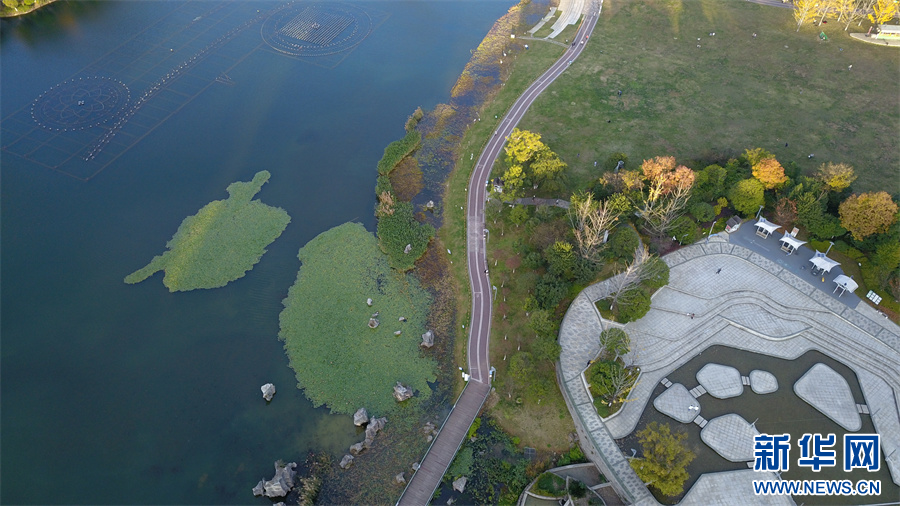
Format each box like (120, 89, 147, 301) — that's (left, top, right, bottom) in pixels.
(696, 363, 744, 399)
(700, 414, 760, 462)
(653, 383, 700, 423)
(556, 234, 900, 505)
(794, 363, 862, 432)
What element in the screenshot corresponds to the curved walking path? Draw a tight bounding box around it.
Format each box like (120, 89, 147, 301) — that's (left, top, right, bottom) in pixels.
(396, 3, 602, 504)
(557, 236, 900, 504)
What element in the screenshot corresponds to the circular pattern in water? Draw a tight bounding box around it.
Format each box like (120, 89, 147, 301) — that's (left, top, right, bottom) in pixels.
(31, 77, 131, 132)
(261, 3, 372, 57)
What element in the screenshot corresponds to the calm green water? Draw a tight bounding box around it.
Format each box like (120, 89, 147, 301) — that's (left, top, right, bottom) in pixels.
(0, 1, 513, 503)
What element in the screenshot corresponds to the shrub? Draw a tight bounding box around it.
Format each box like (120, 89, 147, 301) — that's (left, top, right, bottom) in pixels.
(712, 217, 727, 233)
(375, 175, 393, 196)
(535, 273, 570, 310)
(568, 480, 588, 498)
(448, 446, 474, 478)
(669, 215, 699, 245)
(641, 257, 670, 293)
(606, 152, 628, 171)
(376, 130, 421, 175)
(533, 472, 567, 498)
(617, 287, 651, 323)
(606, 225, 640, 262)
(689, 202, 715, 223)
(376, 201, 435, 271)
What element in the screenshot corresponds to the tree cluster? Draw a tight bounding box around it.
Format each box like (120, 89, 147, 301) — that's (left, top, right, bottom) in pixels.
(499, 128, 568, 198)
(793, 0, 899, 32)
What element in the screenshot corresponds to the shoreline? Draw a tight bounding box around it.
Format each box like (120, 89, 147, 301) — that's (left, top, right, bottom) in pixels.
(1, 0, 60, 18)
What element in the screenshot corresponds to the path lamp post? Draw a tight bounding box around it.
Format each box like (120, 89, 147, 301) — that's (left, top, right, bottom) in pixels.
(825, 241, 834, 255)
(755, 205, 764, 219)
(705, 221, 715, 244)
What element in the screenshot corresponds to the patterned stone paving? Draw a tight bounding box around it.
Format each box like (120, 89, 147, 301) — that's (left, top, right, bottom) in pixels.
(696, 363, 744, 399)
(794, 363, 862, 432)
(700, 414, 760, 462)
(653, 383, 699, 423)
(749, 370, 778, 394)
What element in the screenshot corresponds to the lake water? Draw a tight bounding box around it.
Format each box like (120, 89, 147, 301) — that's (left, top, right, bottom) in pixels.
(0, 1, 514, 503)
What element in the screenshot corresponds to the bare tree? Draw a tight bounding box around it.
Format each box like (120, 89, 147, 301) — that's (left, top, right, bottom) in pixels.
(608, 245, 663, 308)
(633, 157, 695, 238)
(568, 191, 625, 263)
(606, 366, 638, 404)
(794, 0, 820, 30)
(598, 327, 630, 362)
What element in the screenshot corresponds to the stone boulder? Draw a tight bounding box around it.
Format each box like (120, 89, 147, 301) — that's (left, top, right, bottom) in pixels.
(353, 407, 369, 426)
(420, 330, 434, 348)
(251, 461, 297, 498)
(364, 416, 387, 447)
(395, 472, 406, 484)
(260, 383, 276, 402)
(404, 243, 412, 254)
(367, 298, 373, 306)
(452, 476, 467, 493)
(339, 454, 354, 469)
(411, 462, 420, 471)
(368, 318, 379, 328)
(393, 382, 414, 402)
(426, 200, 435, 210)
(349, 442, 365, 455)
(394, 330, 402, 336)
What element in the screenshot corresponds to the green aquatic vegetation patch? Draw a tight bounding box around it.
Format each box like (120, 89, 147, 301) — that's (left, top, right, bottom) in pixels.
(125, 171, 290, 291)
(278, 222, 436, 415)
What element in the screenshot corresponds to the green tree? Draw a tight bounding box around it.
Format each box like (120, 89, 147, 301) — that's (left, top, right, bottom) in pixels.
(545, 240, 576, 279)
(531, 148, 568, 188)
(617, 287, 651, 323)
(606, 225, 640, 262)
(689, 202, 715, 223)
(669, 215, 699, 245)
(729, 178, 765, 217)
(641, 257, 670, 292)
(508, 205, 530, 227)
(535, 273, 570, 310)
(630, 422, 696, 497)
(598, 327, 630, 360)
(839, 191, 899, 241)
(693, 164, 727, 201)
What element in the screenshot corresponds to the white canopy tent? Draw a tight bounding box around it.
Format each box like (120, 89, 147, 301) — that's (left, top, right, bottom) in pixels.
(833, 275, 859, 296)
(779, 232, 806, 255)
(754, 218, 782, 239)
(809, 251, 840, 274)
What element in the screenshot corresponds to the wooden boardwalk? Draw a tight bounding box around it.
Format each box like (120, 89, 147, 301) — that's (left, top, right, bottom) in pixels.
(396, 381, 490, 505)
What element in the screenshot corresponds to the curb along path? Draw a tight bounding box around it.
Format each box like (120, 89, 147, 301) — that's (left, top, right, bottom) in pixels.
(396, 3, 602, 504)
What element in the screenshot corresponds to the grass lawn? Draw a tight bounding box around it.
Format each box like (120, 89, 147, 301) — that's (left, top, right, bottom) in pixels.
(518, 0, 899, 193)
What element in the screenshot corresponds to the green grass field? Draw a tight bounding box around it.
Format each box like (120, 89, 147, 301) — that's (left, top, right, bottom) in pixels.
(518, 0, 899, 193)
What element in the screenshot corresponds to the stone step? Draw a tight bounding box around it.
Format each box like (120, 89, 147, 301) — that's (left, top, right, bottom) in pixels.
(689, 385, 707, 398)
(694, 415, 708, 428)
(741, 376, 751, 386)
(856, 403, 870, 414)
(660, 377, 673, 388)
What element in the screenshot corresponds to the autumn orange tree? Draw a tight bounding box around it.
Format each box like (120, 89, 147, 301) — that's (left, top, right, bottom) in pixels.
(745, 148, 787, 190)
(632, 156, 695, 237)
(839, 191, 899, 240)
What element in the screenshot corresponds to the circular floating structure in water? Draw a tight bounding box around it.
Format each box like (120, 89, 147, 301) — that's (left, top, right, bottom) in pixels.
(261, 3, 372, 57)
(31, 77, 130, 132)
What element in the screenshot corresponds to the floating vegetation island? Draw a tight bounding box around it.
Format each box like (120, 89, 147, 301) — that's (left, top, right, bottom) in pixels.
(125, 171, 290, 291)
(278, 222, 436, 415)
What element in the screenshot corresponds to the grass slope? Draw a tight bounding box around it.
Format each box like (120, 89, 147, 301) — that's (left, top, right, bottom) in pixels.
(519, 0, 899, 192)
(125, 170, 290, 291)
(278, 222, 436, 416)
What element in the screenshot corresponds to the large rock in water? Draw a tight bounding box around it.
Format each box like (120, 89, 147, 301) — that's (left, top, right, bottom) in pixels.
(452, 476, 468, 493)
(339, 454, 354, 469)
(251, 461, 297, 498)
(393, 382, 414, 402)
(364, 416, 387, 447)
(349, 442, 365, 455)
(420, 330, 434, 348)
(353, 407, 369, 426)
(260, 383, 276, 401)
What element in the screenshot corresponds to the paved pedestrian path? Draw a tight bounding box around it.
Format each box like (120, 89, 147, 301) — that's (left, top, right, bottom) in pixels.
(557, 235, 900, 504)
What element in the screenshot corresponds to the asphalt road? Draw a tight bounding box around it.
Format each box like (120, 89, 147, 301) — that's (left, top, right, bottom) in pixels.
(466, 1, 601, 385)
